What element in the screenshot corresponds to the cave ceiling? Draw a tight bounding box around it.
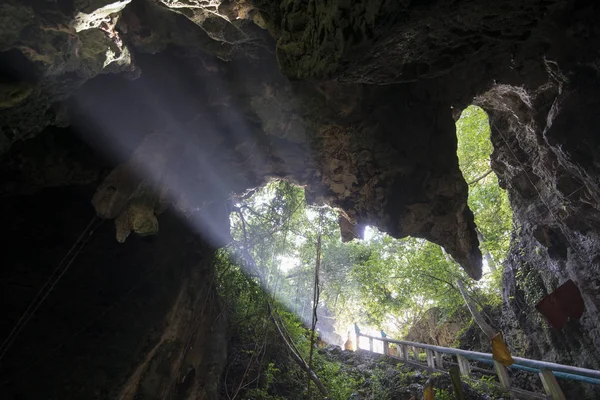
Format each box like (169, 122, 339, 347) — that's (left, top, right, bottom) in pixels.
(3, 0, 596, 281)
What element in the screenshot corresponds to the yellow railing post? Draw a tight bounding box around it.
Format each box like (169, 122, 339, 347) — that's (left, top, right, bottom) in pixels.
(539, 369, 566, 400)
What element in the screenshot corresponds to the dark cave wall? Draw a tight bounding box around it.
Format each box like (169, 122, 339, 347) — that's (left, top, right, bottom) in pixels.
(255, 0, 564, 83)
(478, 70, 600, 371)
(469, 5, 600, 389)
(467, 1, 600, 371)
(0, 183, 227, 399)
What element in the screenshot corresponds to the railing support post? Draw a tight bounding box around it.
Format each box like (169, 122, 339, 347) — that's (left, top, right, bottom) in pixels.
(457, 355, 470, 376)
(493, 360, 511, 392)
(348, 333, 598, 399)
(426, 349, 435, 371)
(539, 369, 566, 400)
(434, 351, 443, 370)
(401, 344, 408, 363)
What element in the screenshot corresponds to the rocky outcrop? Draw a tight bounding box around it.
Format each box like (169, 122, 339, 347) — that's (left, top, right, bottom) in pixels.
(0, 0, 137, 153)
(0, 185, 227, 399)
(255, 0, 562, 83)
(0, 0, 482, 279)
(478, 75, 600, 391)
(468, 3, 600, 392)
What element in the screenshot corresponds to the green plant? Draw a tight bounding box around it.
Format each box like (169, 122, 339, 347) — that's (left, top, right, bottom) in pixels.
(466, 374, 504, 398)
(244, 363, 284, 400)
(393, 366, 420, 386)
(317, 359, 363, 400)
(515, 262, 546, 306)
(367, 367, 394, 399)
(456, 105, 513, 273)
(434, 388, 454, 400)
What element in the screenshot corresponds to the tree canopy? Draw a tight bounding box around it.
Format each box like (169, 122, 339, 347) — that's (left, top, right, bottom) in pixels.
(222, 105, 511, 341)
(227, 184, 492, 341)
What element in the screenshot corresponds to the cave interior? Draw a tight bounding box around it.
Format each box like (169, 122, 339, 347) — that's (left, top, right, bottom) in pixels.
(1, 0, 600, 398)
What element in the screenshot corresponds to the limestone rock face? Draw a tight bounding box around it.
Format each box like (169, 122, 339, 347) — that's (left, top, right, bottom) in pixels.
(404, 307, 468, 347)
(478, 78, 600, 397)
(255, 0, 562, 83)
(460, 5, 600, 388)
(0, 0, 137, 153)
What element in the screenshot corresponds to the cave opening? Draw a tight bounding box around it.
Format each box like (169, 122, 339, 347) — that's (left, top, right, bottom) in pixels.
(222, 178, 499, 354)
(456, 105, 513, 282)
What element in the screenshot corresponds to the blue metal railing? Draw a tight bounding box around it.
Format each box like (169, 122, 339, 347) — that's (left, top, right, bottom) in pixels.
(357, 333, 600, 399)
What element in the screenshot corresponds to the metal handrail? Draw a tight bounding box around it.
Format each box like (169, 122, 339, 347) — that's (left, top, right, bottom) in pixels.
(356, 333, 600, 399)
(359, 333, 600, 381)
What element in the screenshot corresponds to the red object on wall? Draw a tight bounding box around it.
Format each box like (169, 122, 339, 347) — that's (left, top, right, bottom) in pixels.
(535, 279, 585, 329)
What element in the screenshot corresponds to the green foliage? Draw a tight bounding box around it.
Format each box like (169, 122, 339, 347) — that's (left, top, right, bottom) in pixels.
(314, 359, 363, 400)
(466, 375, 504, 398)
(456, 105, 512, 276)
(515, 261, 547, 306)
(366, 366, 396, 399)
(244, 363, 284, 400)
(228, 176, 505, 341)
(434, 388, 454, 400)
(330, 231, 476, 336)
(215, 245, 362, 399)
(214, 250, 306, 399)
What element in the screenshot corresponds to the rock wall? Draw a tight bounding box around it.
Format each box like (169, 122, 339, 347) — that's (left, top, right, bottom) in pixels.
(0, 183, 227, 399)
(468, 1, 600, 374)
(473, 76, 600, 395)
(404, 307, 468, 347)
(256, 0, 563, 84)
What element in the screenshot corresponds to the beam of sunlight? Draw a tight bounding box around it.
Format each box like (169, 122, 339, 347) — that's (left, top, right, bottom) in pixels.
(70, 60, 508, 350)
(363, 226, 376, 242)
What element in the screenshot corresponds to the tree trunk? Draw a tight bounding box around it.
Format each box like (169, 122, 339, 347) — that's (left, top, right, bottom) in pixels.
(456, 280, 496, 339)
(476, 228, 496, 271)
(268, 308, 328, 396)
